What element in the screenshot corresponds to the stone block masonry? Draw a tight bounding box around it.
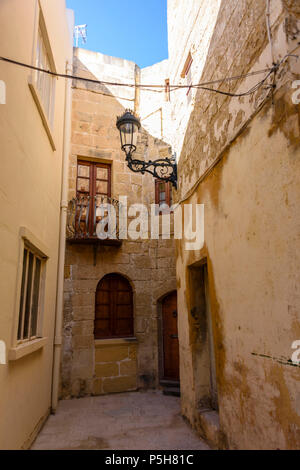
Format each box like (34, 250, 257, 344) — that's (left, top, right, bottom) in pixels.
(93, 340, 138, 395)
(168, 0, 300, 451)
(61, 48, 177, 400)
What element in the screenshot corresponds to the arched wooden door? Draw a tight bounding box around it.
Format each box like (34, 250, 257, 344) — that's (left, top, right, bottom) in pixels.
(162, 291, 179, 381)
(94, 273, 134, 339)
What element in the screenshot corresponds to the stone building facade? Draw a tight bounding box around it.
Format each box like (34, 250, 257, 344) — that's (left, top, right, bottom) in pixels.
(61, 49, 177, 398)
(167, 0, 300, 450)
(0, 0, 73, 449)
(1, 0, 299, 452)
(59, 0, 300, 450)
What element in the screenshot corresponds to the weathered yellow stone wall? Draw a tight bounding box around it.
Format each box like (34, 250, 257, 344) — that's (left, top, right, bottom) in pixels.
(94, 339, 137, 394)
(168, 0, 300, 450)
(61, 49, 176, 398)
(0, 0, 73, 449)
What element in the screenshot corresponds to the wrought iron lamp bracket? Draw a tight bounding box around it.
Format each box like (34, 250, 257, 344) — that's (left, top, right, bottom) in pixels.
(125, 151, 177, 189)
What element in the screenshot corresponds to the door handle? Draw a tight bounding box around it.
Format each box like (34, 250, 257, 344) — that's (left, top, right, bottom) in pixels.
(170, 334, 178, 339)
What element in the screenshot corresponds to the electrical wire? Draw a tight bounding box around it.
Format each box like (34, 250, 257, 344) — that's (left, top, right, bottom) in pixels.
(0, 55, 275, 95)
(0, 44, 298, 98)
(175, 45, 300, 205)
(170, 69, 275, 98)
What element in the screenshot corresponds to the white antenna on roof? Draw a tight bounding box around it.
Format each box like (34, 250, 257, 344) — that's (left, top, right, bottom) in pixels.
(74, 24, 87, 48)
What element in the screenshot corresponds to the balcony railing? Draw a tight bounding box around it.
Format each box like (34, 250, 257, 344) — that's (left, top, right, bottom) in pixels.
(66, 195, 121, 245)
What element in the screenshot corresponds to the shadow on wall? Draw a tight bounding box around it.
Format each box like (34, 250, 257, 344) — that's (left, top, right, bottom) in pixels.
(175, 0, 300, 450)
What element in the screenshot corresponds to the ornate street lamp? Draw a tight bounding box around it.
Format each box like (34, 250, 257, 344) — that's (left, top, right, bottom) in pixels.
(116, 110, 177, 188)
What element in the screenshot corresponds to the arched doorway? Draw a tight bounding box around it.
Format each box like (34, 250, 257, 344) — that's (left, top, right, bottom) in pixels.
(94, 273, 134, 339)
(161, 291, 179, 382)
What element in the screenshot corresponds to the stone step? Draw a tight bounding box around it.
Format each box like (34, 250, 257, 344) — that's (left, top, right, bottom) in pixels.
(163, 387, 180, 397)
(160, 379, 180, 388)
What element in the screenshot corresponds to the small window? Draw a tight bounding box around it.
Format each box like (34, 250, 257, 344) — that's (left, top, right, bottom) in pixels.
(181, 52, 193, 100)
(17, 246, 43, 342)
(155, 180, 173, 210)
(95, 274, 134, 339)
(165, 79, 170, 102)
(35, 19, 56, 125)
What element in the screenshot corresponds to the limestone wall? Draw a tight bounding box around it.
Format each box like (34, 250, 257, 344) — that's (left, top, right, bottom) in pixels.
(139, 59, 172, 143)
(168, 0, 300, 449)
(61, 49, 176, 398)
(94, 339, 137, 395)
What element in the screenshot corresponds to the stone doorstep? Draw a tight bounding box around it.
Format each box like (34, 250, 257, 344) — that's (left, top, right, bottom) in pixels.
(163, 387, 180, 397)
(160, 379, 180, 397)
(195, 408, 222, 449)
(94, 337, 138, 348)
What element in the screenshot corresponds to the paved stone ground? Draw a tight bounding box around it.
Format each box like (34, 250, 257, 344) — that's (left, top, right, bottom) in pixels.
(32, 390, 210, 450)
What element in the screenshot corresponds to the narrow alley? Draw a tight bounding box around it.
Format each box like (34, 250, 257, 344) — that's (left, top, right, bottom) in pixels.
(0, 0, 299, 452)
(32, 391, 210, 450)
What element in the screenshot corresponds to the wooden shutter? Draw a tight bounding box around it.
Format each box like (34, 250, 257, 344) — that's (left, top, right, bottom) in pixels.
(155, 180, 172, 207)
(76, 161, 111, 236)
(77, 161, 111, 199)
(95, 274, 134, 339)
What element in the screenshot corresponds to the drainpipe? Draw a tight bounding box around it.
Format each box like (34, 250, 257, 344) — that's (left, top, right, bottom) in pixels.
(51, 60, 72, 413)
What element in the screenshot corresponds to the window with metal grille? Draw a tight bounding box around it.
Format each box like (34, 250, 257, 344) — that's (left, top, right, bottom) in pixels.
(17, 247, 43, 342)
(94, 274, 134, 339)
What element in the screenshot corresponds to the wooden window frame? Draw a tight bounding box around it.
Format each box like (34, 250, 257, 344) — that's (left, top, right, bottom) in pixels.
(155, 180, 173, 213)
(77, 160, 111, 199)
(94, 274, 134, 340)
(28, 7, 57, 149)
(35, 25, 56, 124)
(17, 246, 43, 343)
(14, 229, 48, 346)
(76, 160, 112, 236)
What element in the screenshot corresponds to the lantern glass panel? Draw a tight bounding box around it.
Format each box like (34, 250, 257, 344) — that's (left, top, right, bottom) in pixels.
(120, 122, 138, 149)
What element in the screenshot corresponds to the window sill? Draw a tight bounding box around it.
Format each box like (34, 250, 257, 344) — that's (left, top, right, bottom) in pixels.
(28, 79, 56, 151)
(9, 337, 47, 361)
(95, 337, 138, 347)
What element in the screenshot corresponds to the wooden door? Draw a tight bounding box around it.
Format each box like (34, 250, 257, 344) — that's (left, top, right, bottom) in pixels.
(162, 291, 179, 381)
(94, 273, 134, 339)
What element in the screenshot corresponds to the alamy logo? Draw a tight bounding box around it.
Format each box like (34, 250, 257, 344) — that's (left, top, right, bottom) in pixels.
(0, 80, 6, 104)
(291, 340, 300, 365)
(94, 199, 205, 251)
(0, 341, 6, 365)
(292, 81, 300, 105)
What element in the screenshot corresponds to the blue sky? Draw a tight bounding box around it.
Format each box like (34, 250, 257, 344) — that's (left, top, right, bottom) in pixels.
(66, 0, 168, 68)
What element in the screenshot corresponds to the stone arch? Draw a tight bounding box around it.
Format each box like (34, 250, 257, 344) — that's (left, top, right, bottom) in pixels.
(154, 278, 177, 306)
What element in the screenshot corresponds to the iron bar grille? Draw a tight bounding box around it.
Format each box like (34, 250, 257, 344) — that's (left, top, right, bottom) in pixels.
(66, 195, 120, 242)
